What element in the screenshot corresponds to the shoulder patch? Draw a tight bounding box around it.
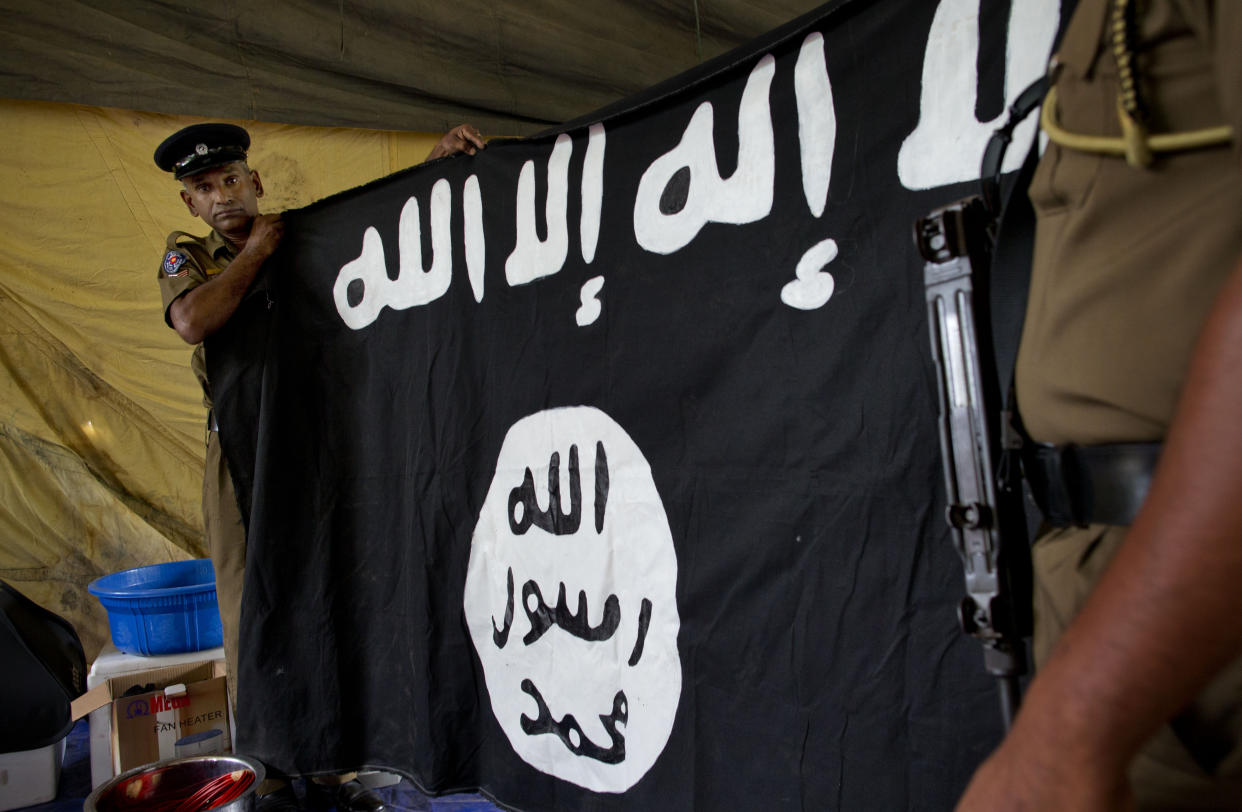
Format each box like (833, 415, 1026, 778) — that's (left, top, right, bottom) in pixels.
(162, 250, 189, 277)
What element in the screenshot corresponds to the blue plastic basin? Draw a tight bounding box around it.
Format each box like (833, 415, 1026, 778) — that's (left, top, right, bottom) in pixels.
(88, 559, 223, 656)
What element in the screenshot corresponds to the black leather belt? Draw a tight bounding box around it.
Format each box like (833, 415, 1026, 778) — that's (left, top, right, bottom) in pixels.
(1023, 442, 1162, 527)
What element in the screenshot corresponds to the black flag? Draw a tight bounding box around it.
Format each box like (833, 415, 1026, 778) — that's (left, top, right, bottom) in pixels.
(209, 0, 1069, 808)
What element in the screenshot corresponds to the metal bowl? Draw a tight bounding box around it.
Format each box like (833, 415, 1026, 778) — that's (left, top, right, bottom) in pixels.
(85, 754, 266, 812)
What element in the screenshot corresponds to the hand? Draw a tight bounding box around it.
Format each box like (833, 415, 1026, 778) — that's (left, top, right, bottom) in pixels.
(169, 211, 286, 344)
(426, 124, 486, 161)
(245, 213, 285, 261)
(956, 738, 1135, 812)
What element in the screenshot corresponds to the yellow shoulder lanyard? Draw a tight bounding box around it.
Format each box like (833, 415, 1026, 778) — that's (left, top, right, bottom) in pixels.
(1040, 0, 1233, 168)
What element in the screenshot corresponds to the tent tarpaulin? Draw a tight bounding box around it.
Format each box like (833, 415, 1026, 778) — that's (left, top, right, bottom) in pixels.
(0, 0, 828, 135)
(0, 99, 448, 656)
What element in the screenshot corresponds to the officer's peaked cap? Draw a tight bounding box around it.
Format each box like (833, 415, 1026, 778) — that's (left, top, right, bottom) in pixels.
(154, 123, 250, 180)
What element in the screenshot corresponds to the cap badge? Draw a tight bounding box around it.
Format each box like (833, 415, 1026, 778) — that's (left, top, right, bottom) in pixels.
(195, 143, 208, 156)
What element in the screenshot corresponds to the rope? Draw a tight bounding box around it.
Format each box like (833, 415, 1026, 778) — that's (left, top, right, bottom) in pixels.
(1110, 0, 1153, 165)
(1041, 87, 1232, 161)
(1041, 0, 1232, 167)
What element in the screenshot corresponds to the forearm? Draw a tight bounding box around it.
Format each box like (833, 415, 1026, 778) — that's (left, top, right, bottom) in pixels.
(957, 255, 1242, 811)
(169, 247, 268, 344)
(1011, 254, 1242, 768)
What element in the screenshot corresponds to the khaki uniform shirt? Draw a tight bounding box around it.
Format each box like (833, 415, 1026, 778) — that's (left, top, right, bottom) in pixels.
(1019, 2, 1242, 801)
(156, 229, 238, 412)
(1017, 0, 1242, 446)
(156, 229, 247, 698)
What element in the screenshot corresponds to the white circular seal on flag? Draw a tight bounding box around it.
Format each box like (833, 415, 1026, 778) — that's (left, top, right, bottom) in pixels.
(464, 406, 681, 792)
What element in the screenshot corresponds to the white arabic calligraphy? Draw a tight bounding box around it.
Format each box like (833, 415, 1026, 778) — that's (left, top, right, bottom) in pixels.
(330, 1, 1060, 329)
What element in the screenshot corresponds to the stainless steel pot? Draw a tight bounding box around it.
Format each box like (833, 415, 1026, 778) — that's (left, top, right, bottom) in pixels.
(85, 754, 266, 812)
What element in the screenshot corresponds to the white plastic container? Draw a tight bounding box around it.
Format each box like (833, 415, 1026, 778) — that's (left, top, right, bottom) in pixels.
(173, 727, 227, 758)
(0, 736, 66, 811)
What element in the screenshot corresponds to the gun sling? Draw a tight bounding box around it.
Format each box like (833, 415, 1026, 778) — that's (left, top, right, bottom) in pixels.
(1024, 441, 1161, 528)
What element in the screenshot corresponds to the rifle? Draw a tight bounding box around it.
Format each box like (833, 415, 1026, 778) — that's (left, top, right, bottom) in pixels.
(915, 196, 1032, 730)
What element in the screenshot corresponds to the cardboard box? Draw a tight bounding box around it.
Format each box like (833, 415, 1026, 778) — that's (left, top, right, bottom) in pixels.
(85, 643, 229, 788)
(72, 661, 231, 777)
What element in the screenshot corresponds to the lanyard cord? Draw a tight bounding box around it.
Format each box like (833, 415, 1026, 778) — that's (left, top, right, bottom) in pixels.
(1042, 0, 1233, 167)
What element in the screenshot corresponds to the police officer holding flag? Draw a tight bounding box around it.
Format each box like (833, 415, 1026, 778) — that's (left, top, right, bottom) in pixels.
(153, 120, 485, 812)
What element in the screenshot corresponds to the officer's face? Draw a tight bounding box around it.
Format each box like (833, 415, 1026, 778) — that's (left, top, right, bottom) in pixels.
(179, 162, 264, 234)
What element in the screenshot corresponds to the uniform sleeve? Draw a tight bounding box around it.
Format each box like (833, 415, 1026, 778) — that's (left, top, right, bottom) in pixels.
(156, 240, 209, 328)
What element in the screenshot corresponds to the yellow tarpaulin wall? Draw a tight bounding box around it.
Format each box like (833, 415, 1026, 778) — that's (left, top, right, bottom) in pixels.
(0, 98, 446, 658)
